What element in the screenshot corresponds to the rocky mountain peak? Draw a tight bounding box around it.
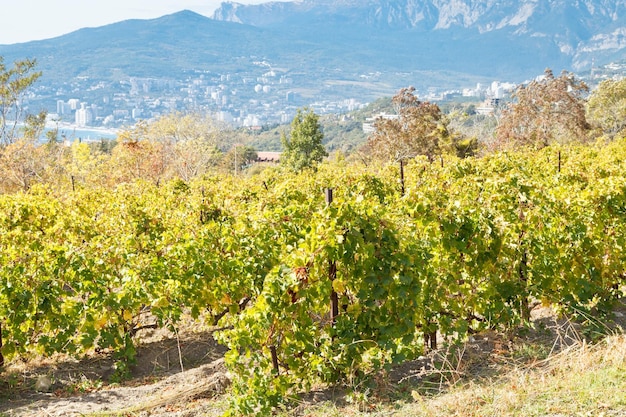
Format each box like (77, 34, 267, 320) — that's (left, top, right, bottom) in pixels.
(212, 0, 626, 69)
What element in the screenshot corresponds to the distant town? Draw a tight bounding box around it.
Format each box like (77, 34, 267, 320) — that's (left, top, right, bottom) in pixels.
(25, 59, 625, 137)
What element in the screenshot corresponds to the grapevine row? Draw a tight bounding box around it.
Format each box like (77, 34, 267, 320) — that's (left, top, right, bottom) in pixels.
(1, 140, 625, 413)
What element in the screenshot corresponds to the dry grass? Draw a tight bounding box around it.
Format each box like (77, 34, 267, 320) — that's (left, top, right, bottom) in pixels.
(6, 333, 624, 417)
(284, 322, 626, 417)
(412, 335, 626, 417)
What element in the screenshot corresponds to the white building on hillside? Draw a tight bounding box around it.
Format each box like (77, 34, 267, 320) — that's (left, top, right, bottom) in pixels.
(363, 113, 399, 134)
(75, 103, 93, 127)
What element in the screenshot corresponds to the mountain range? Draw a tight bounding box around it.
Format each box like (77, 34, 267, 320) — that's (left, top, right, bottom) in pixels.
(212, 0, 626, 72)
(1, 0, 625, 103)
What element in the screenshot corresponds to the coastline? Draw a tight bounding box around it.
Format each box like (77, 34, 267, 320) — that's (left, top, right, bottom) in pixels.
(51, 122, 119, 141)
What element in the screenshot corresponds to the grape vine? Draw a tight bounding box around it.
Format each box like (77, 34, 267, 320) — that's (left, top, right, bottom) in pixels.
(0, 140, 625, 414)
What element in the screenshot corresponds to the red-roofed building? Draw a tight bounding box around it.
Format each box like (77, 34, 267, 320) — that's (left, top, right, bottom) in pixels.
(256, 152, 281, 163)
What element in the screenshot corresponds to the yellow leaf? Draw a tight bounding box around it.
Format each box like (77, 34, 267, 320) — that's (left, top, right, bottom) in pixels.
(152, 297, 169, 308)
(221, 293, 232, 304)
(95, 317, 107, 330)
(123, 310, 133, 321)
(333, 280, 346, 293)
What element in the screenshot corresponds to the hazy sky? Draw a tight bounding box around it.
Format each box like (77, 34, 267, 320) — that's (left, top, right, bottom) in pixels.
(0, 1, 274, 45)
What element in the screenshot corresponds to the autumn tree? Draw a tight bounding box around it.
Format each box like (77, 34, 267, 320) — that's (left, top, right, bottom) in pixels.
(64, 141, 106, 189)
(0, 55, 64, 192)
(144, 112, 225, 181)
(586, 77, 626, 139)
(495, 69, 590, 149)
(21, 110, 48, 141)
(366, 87, 451, 162)
(107, 113, 227, 184)
(281, 108, 327, 171)
(0, 140, 69, 192)
(0, 107, 56, 192)
(0, 56, 42, 146)
(147, 112, 225, 146)
(0, 140, 44, 191)
(108, 121, 167, 185)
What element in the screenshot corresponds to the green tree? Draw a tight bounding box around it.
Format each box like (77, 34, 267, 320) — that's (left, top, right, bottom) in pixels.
(221, 145, 258, 175)
(495, 69, 589, 149)
(366, 87, 451, 162)
(0, 56, 43, 146)
(280, 108, 327, 171)
(586, 77, 626, 138)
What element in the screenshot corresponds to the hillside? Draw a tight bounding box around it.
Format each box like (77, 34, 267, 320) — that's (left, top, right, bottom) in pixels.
(0, 0, 625, 102)
(0, 11, 276, 82)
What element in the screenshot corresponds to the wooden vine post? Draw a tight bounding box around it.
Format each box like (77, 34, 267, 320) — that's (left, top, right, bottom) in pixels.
(518, 243, 530, 321)
(425, 329, 437, 350)
(400, 159, 405, 196)
(270, 345, 279, 375)
(518, 199, 531, 322)
(326, 188, 339, 325)
(199, 187, 207, 224)
(0, 322, 4, 367)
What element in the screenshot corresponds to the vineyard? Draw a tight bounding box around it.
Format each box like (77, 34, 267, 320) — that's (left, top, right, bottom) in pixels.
(1, 139, 626, 415)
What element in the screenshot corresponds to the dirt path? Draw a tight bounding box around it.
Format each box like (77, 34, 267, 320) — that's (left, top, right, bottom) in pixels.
(1, 330, 229, 417)
(2, 359, 229, 417)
